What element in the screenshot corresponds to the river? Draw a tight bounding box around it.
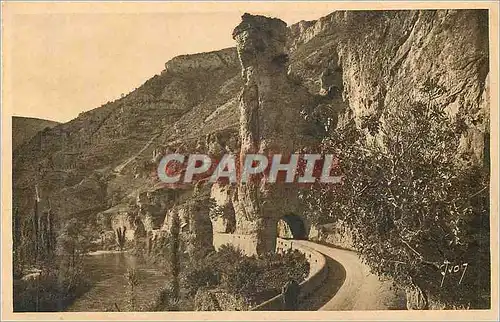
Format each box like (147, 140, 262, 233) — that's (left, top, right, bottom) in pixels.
(66, 252, 169, 312)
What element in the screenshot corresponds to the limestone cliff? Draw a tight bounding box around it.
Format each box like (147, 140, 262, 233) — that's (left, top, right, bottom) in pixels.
(161, 188, 215, 259)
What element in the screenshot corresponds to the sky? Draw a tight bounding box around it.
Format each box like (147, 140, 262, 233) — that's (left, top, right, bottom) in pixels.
(2, 2, 344, 123)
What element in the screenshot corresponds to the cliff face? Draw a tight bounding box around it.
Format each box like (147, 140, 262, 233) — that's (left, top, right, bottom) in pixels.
(165, 48, 238, 74)
(284, 10, 490, 309)
(232, 14, 320, 254)
(12, 117, 60, 150)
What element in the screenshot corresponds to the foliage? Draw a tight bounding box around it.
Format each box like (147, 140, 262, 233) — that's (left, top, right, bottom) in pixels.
(183, 264, 219, 296)
(210, 244, 245, 265)
(221, 256, 261, 298)
(13, 202, 57, 276)
(169, 210, 181, 298)
(151, 282, 187, 311)
(14, 214, 96, 312)
(255, 250, 310, 292)
(13, 206, 23, 279)
(300, 84, 490, 308)
(181, 245, 309, 304)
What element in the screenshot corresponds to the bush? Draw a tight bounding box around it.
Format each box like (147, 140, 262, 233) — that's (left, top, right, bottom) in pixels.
(206, 244, 245, 268)
(183, 264, 219, 296)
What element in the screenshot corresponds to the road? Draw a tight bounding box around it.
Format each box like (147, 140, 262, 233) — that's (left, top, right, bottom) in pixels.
(297, 240, 407, 310)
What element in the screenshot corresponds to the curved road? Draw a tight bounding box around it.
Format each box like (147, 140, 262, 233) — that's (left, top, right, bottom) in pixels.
(297, 240, 406, 310)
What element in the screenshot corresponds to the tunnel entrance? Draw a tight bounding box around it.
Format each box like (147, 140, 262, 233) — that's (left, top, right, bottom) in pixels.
(277, 214, 308, 240)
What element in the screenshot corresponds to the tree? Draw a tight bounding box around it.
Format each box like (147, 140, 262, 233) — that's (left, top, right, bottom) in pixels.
(13, 193, 58, 276)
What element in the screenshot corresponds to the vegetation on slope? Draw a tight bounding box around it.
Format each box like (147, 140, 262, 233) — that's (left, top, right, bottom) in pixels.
(12, 116, 59, 150)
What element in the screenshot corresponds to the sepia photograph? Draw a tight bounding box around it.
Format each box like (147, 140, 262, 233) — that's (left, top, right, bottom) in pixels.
(1, 1, 498, 320)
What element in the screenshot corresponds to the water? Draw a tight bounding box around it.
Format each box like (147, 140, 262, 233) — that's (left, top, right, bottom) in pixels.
(66, 252, 168, 312)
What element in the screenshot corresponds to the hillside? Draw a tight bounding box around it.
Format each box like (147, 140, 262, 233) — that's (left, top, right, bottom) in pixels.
(13, 8, 489, 240)
(12, 47, 242, 223)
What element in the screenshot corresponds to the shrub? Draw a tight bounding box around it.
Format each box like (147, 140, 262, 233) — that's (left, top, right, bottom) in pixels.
(207, 244, 245, 268)
(254, 250, 309, 295)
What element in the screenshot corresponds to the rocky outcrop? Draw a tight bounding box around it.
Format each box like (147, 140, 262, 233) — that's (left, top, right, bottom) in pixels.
(286, 9, 490, 309)
(233, 14, 320, 254)
(206, 9, 490, 263)
(209, 184, 236, 233)
(136, 189, 180, 229)
(97, 204, 137, 242)
(309, 222, 355, 251)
